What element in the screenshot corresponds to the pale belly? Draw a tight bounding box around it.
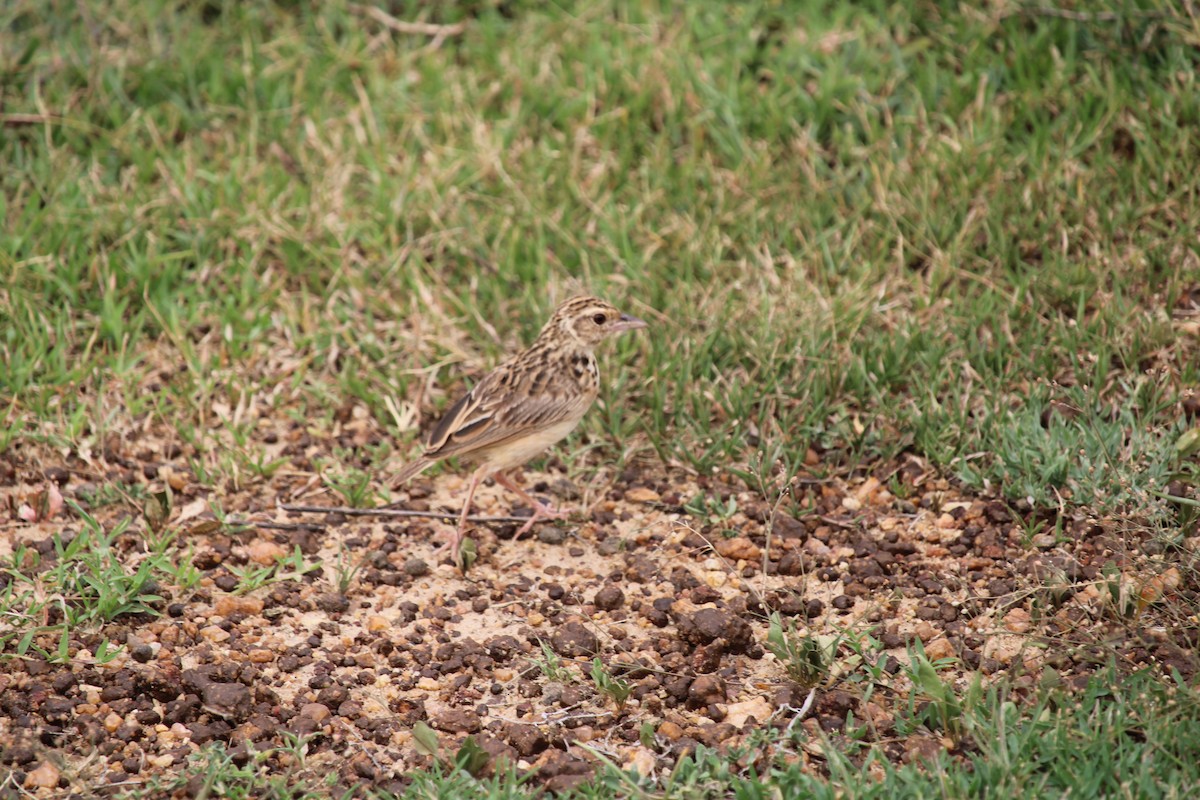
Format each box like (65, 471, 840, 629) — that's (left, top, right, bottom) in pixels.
(476, 418, 583, 472)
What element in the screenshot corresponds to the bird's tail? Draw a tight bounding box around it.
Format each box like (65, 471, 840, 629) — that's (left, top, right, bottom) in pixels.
(391, 457, 434, 490)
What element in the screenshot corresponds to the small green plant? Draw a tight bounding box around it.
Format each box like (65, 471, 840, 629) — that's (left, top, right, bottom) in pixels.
(412, 721, 492, 778)
(766, 612, 831, 688)
(901, 640, 980, 740)
(227, 546, 321, 595)
(684, 492, 739, 525)
(590, 657, 633, 712)
(144, 528, 203, 591)
(0, 505, 161, 663)
(530, 640, 574, 682)
(121, 738, 341, 800)
(76, 482, 147, 509)
(272, 731, 315, 767)
(332, 544, 363, 595)
(55, 506, 165, 625)
(240, 449, 290, 481)
(639, 721, 657, 749)
(1100, 561, 1139, 619)
(831, 625, 889, 702)
(887, 472, 913, 500)
(322, 467, 378, 508)
(1009, 508, 1066, 548)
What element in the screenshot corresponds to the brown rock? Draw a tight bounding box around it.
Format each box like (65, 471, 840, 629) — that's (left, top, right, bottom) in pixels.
(725, 696, 772, 729)
(506, 723, 549, 757)
(715, 537, 761, 561)
(624, 487, 661, 503)
(247, 539, 287, 565)
(902, 734, 946, 765)
(676, 608, 753, 654)
(687, 675, 727, 708)
(550, 621, 599, 658)
(203, 683, 251, 721)
(214, 596, 264, 617)
(664, 676, 692, 703)
(300, 703, 331, 723)
(316, 593, 350, 614)
(199, 625, 230, 643)
(658, 720, 684, 741)
(925, 638, 955, 661)
(777, 551, 807, 576)
(691, 642, 724, 673)
(1003, 608, 1032, 633)
(24, 762, 59, 789)
(348, 752, 377, 781)
(472, 735, 517, 777)
(431, 708, 481, 734)
(593, 585, 625, 611)
(537, 750, 594, 795)
(772, 514, 807, 539)
(696, 721, 738, 746)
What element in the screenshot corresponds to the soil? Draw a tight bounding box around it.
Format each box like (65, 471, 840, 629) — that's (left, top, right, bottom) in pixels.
(1, 409, 1196, 796)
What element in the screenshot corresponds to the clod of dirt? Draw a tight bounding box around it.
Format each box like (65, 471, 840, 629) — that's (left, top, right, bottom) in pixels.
(593, 585, 625, 610)
(674, 607, 753, 654)
(202, 683, 252, 720)
(687, 675, 727, 708)
(549, 621, 599, 658)
(506, 723, 550, 756)
(316, 593, 350, 613)
(537, 750, 594, 794)
(431, 708, 482, 734)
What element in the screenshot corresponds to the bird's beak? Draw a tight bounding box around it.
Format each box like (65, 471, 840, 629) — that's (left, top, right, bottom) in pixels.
(612, 312, 648, 332)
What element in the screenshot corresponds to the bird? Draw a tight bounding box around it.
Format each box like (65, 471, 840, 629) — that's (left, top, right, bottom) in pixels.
(392, 296, 647, 556)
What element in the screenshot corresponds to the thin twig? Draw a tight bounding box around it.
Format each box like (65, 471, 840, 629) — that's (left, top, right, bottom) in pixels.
(811, 514, 864, 530)
(278, 502, 531, 524)
(225, 519, 326, 532)
(349, 4, 466, 38)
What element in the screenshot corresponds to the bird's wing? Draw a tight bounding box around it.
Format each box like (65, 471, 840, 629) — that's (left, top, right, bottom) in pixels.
(423, 366, 590, 461)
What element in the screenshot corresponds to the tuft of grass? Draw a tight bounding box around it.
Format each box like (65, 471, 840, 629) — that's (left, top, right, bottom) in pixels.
(589, 657, 633, 712)
(226, 546, 322, 596)
(0, 505, 163, 662)
(529, 640, 574, 683)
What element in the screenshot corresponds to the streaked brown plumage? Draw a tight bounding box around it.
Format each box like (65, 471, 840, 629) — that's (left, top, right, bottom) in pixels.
(393, 296, 647, 556)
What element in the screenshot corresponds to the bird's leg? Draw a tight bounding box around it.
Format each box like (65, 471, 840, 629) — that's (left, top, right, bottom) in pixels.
(492, 472, 570, 537)
(445, 465, 487, 558)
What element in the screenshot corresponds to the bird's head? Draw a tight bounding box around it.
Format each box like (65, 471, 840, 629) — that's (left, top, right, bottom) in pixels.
(540, 296, 647, 348)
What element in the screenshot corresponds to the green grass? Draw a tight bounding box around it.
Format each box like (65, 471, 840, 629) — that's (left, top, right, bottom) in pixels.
(3, 0, 1200, 796)
(4, 0, 1198, 509)
(0, 505, 164, 663)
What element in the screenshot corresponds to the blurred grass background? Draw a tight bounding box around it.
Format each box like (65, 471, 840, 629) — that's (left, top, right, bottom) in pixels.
(4, 0, 1199, 518)
(6, 0, 1199, 520)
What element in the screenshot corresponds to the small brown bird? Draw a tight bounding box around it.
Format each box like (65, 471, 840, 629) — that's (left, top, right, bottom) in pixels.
(393, 296, 647, 554)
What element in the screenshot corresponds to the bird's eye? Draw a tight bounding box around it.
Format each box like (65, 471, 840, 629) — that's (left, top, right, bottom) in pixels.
(592, 313, 607, 325)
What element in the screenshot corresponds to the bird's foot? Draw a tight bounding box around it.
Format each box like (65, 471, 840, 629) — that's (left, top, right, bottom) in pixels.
(515, 502, 570, 537)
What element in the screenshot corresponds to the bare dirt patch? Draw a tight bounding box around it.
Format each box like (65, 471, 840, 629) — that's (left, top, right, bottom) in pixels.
(1, 413, 1196, 796)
